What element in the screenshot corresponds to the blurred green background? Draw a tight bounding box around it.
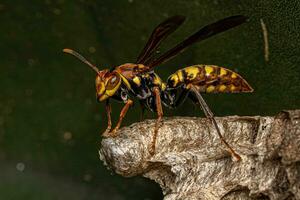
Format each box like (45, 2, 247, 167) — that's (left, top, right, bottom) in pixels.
(0, 0, 299, 199)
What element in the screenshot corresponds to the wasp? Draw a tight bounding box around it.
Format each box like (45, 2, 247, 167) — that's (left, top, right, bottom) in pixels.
(63, 15, 253, 161)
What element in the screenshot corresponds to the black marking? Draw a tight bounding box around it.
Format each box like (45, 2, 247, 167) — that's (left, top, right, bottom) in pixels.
(216, 66, 221, 76)
(182, 69, 188, 80)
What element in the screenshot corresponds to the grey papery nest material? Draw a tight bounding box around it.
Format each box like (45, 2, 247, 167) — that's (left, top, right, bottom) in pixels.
(99, 110, 300, 200)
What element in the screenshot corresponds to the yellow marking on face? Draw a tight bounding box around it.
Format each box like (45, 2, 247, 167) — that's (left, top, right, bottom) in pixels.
(219, 85, 227, 92)
(99, 94, 109, 101)
(204, 66, 214, 75)
(133, 76, 141, 86)
(206, 85, 215, 93)
(105, 80, 121, 97)
(97, 82, 105, 96)
(231, 73, 238, 79)
(185, 67, 199, 79)
(220, 68, 228, 76)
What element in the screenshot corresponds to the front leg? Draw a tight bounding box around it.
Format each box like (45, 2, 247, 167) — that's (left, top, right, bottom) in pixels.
(102, 99, 112, 137)
(149, 87, 164, 156)
(107, 99, 133, 137)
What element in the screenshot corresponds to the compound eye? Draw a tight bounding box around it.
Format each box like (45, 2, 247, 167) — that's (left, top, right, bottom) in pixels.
(106, 75, 120, 89)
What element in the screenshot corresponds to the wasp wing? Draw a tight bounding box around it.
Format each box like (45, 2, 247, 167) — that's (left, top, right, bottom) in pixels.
(146, 15, 248, 68)
(136, 15, 186, 64)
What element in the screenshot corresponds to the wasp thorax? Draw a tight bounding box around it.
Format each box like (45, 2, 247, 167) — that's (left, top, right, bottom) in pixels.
(95, 71, 122, 102)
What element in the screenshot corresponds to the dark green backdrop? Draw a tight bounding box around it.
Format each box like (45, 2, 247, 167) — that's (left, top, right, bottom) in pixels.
(0, 0, 299, 199)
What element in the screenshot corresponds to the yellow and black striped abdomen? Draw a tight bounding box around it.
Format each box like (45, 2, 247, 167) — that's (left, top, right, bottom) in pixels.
(167, 65, 253, 93)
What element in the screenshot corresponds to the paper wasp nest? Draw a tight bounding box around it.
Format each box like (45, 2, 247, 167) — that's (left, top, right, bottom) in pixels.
(99, 110, 300, 200)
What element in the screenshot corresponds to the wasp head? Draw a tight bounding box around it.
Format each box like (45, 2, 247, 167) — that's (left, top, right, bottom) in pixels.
(95, 70, 121, 101)
(62, 48, 122, 102)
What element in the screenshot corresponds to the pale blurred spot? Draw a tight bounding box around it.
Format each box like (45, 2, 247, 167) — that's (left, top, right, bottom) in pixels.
(88, 46, 96, 54)
(94, 114, 101, 121)
(116, 22, 122, 28)
(162, 13, 169, 18)
(56, 32, 64, 38)
(0, 152, 6, 160)
(28, 58, 36, 66)
(90, 58, 96, 64)
(141, 35, 147, 41)
(83, 173, 92, 182)
(8, 98, 15, 104)
(235, 53, 242, 59)
(45, 0, 51, 5)
(63, 131, 72, 141)
(53, 8, 61, 15)
(36, 12, 42, 18)
(40, 132, 48, 141)
(85, 98, 92, 105)
(65, 92, 73, 99)
(16, 162, 25, 172)
(4, 106, 12, 114)
(0, 116, 4, 126)
(0, 4, 6, 11)
(213, 0, 219, 5)
(128, 0, 133, 3)
(25, 89, 33, 96)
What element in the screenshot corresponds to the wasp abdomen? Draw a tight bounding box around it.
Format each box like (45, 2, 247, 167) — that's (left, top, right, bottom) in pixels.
(167, 65, 253, 93)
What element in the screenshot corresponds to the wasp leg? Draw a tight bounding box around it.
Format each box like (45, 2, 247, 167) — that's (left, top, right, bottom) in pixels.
(190, 85, 241, 161)
(149, 87, 164, 156)
(107, 99, 133, 138)
(102, 99, 112, 137)
(139, 100, 146, 121)
(171, 87, 190, 108)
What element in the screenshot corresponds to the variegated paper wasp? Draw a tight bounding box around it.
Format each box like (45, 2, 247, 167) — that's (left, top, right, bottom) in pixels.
(63, 15, 253, 161)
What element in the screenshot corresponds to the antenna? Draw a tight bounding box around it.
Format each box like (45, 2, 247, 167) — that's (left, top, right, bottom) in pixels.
(63, 48, 100, 74)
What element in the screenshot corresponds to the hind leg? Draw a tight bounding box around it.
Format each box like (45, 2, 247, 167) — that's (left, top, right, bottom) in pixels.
(149, 87, 164, 156)
(190, 85, 241, 161)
